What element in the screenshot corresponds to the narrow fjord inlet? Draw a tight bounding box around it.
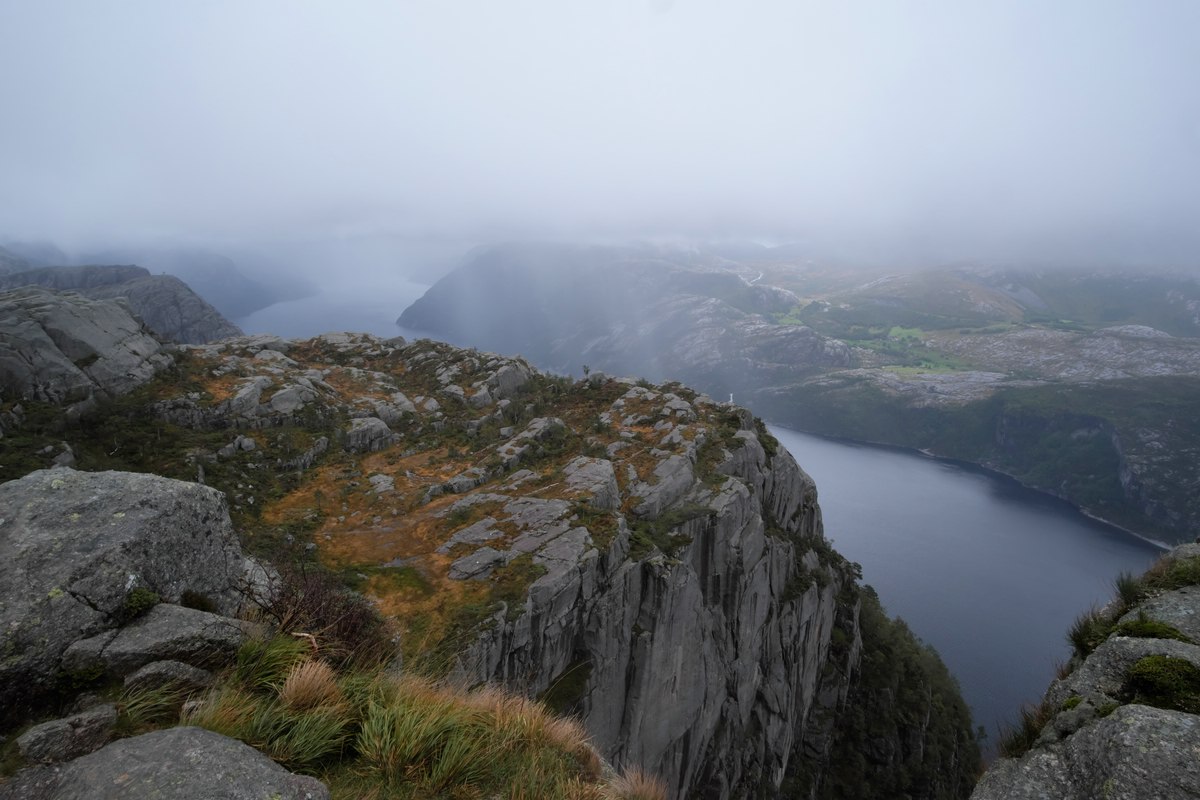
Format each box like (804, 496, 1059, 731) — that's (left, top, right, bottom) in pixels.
(771, 427, 1163, 742)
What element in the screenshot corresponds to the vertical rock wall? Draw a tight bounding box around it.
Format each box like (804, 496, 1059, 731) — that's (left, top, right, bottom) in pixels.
(453, 424, 858, 798)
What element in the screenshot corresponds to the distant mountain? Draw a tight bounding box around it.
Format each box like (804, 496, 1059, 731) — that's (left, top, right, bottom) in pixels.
(0, 245, 30, 275)
(399, 242, 851, 391)
(399, 243, 1200, 544)
(77, 246, 292, 320)
(0, 240, 70, 268)
(0, 264, 242, 344)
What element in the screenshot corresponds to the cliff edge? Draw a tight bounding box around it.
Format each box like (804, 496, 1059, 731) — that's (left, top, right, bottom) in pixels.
(973, 543, 1200, 800)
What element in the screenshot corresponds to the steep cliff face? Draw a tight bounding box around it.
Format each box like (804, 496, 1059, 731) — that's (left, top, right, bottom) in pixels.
(450, 410, 854, 797)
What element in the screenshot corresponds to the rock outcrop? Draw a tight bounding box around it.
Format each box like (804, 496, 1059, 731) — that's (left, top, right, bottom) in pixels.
(972, 544, 1200, 800)
(0, 727, 330, 800)
(0, 286, 173, 424)
(0, 467, 251, 725)
(0, 265, 242, 344)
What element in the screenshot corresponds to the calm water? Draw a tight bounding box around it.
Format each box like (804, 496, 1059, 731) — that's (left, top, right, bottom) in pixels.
(770, 426, 1163, 743)
(238, 278, 431, 340)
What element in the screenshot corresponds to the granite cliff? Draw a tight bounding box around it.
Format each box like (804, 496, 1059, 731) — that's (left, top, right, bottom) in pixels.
(0, 264, 242, 344)
(1, 289, 978, 798)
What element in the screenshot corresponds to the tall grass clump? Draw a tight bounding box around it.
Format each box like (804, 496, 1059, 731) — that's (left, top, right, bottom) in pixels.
(608, 766, 670, 800)
(1113, 570, 1147, 611)
(280, 660, 344, 711)
(350, 675, 602, 795)
(996, 700, 1056, 759)
(1067, 607, 1113, 659)
(189, 641, 619, 798)
(235, 634, 309, 691)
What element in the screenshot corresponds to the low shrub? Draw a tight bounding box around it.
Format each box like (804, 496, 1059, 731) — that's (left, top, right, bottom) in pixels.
(121, 586, 160, 621)
(259, 566, 394, 669)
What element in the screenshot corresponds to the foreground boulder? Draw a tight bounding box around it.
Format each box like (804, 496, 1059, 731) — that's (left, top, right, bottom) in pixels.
(0, 727, 330, 800)
(0, 468, 249, 725)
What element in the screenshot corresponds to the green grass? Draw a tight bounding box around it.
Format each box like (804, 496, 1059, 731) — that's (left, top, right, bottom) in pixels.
(1068, 608, 1114, 659)
(1124, 655, 1200, 714)
(1112, 615, 1193, 644)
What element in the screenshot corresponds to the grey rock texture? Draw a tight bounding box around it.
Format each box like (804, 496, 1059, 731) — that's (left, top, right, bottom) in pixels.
(0, 286, 172, 417)
(0, 726, 330, 800)
(62, 604, 247, 677)
(16, 704, 118, 764)
(0, 468, 248, 725)
(344, 416, 400, 453)
(0, 265, 242, 344)
(973, 705, 1200, 800)
(447, 396, 852, 798)
(972, 543, 1200, 799)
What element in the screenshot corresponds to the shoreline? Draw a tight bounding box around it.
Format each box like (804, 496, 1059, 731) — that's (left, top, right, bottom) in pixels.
(767, 421, 1173, 553)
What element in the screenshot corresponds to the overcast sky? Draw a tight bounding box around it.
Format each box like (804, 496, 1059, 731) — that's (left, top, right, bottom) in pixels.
(2, 1, 1198, 265)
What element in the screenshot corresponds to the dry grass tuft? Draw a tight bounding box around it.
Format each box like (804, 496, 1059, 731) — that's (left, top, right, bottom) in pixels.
(543, 715, 602, 780)
(280, 659, 344, 711)
(609, 766, 669, 800)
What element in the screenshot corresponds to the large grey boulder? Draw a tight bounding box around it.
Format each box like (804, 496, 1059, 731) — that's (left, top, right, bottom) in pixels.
(344, 416, 399, 453)
(16, 704, 118, 764)
(972, 704, 1200, 800)
(0, 468, 248, 725)
(0, 287, 172, 416)
(0, 726, 330, 800)
(0, 265, 242, 344)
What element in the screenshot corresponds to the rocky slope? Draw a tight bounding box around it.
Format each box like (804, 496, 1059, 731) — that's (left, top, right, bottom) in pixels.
(971, 543, 1200, 800)
(0, 264, 242, 344)
(0, 289, 979, 798)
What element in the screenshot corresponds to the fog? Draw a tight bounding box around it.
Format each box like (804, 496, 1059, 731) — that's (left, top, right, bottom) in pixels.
(2, 1, 1199, 268)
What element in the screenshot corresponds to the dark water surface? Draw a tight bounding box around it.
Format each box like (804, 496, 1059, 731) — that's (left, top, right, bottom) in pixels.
(238, 278, 431, 340)
(770, 426, 1163, 743)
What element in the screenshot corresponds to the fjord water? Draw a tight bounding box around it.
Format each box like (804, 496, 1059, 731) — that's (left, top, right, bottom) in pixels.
(770, 426, 1163, 743)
